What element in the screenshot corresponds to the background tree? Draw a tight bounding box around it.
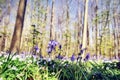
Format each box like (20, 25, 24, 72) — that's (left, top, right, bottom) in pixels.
(82, 0, 88, 58)
(50, 0, 55, 40)
(94, 0, 98, 59)
(9, 0, 27, 53)
(0, 0, 10, 52)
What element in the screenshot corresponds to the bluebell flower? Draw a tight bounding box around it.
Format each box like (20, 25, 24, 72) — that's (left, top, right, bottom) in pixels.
(56, 53, 63, 59)
(47, 48, 52, 54)
(47, 40, 59, 54)
(79, 48, 87, 55)
(79, 44, 82, 49)
(51, 45, 54, 50)
(71, 54, 75, 61)
(86, 53, 90, 59)
(40, 54, 43, 58)
(80, 50, 83, 54)
(84, 53, 90, 61)
(59, 45, 62, 49)
(34, 45, 39, 51)
(52, 40, 58, 47)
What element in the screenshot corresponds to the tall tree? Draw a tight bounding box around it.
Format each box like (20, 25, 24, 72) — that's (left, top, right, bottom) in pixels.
(76, 0, 81, 54)
(95, 0, 98, 59)
(50, 0, 55, 40)
(65, 0, 70, 56)
(40, 0, 49, 56)
(0, 0, 11, 52)
(9, 0, 27, 53)
(0, 0, 7, 22)
(82, 0, 88, 58)
(113, 5, 119, 59)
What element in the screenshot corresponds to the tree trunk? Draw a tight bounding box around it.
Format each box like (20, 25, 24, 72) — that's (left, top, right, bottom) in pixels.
(95, 0, 98, 59)
(0, 1, 10, 52)
(65, 0, 70, 56)
(77, 0, 81, 54)
(9, 0, 27, 53)
(50, 0, 55, 40)
(87, 23, 89, 47)
(82, 0, 88, 58)
(40, 0, 49, 56)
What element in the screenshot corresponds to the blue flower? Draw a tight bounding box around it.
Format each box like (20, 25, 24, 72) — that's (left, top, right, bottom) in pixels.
(51, 45, 54, 50)
(71, 54, 75, 61)
(40, 54, 43, 58)
(56, 53, 63, 59)
(34, 45, 39, 51)
(47, 48, 52, 54)
(59, 45, 62, 49)
(80, 50, 83, 54)
(47, 40, 59, 54)
(79, 44, 82, 49)
(51, 40, 58, 47)
(84, 53, 90, 61)
(79, 48, 87, 55)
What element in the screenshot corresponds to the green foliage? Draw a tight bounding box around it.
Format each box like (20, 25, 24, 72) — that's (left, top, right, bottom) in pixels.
(0, 54, 41, 80)
(0, 53, 120, 80)
(38, 59, 120, 80)
(99, 27, 114, 56)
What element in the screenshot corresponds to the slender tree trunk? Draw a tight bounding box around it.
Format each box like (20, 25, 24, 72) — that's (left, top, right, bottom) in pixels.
(1, 26, 6, 51)
(0, 1, 10, 52)
(65, 0, 70, 56)
(41, 0, 49, 56)
(114, 17, 119, 59)
(104, 0, 110, 57)
(95, 0, 98, 59)
(82, 0, 88, 58)
(50, 0, 55, 40)
(9, 0, 27, 53)
(116, 18, 120, 58)
(87, 23, 89, 47)
(77, 0, 81, 54)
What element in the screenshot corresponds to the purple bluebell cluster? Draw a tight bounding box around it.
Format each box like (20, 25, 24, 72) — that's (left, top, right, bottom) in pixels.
(47, 40, 59, 54)
(46, 42, 90, 62)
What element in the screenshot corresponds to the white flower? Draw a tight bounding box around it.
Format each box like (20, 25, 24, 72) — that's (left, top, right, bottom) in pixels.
(28, 60, 32, 63)
(47, 58, 51, 62)
(11, 66, 18, 70)
(106, 67, 109, 70)
(51, 72, 55, 75)
(12, 55, 19, 60)
(0, 62, 2, 65)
